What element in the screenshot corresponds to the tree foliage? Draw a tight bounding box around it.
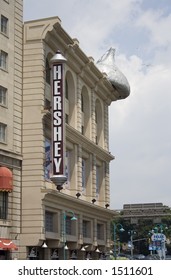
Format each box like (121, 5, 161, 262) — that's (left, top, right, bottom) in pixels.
(111, 216, 171, 255)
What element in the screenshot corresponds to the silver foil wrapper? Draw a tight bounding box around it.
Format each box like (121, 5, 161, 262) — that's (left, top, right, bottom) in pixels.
(96, 48, 130, 99)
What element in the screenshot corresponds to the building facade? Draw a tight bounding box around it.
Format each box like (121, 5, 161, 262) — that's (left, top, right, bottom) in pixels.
(0, 2, 130, 260)
(0, 0, 23, 259)
(20, 17, 124, 260)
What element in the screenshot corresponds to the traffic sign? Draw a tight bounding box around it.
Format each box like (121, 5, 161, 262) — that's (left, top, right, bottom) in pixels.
(151, 233, 166, 241)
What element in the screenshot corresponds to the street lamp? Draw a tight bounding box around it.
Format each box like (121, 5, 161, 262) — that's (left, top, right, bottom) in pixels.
(128, 230, 136, 257)
(113, 223, 125, 259)
(63, 210, 77, 260)
(154, 224, 168, 233)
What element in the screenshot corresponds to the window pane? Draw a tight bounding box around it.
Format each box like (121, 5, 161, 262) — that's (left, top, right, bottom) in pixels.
(45, 211, 54, 232)
(66, 216, 72, 235)
(97, 223, 104, 240)
(83, 220, 91, 238)
(0, 51, 8, 70)
(0, 86, 7, 105)
(1, 15, 8, 34)
(0, 192, 8, 219)
(0, 123, 6, 142)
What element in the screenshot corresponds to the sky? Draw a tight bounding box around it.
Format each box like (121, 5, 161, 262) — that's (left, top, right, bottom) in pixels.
(23, 0, 171, 210)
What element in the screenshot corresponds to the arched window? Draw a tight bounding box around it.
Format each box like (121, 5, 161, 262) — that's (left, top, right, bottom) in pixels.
(65, 71, 76, 127)
(65, 79, 69, 99)
(95, 99, 103, 146)
(81, 94, 84, 112)
(81, 87, 90, 138)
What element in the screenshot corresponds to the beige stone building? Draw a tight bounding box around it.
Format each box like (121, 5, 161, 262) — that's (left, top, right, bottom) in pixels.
(0, 2, 130, 260)
(0, 0, 23, 259)
(20, 17, 119, 260)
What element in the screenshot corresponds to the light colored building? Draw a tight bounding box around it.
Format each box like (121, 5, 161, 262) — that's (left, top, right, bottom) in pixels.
(0, 2, 130, 259)
(20, 17, 129, 260)
(0, 0, 23, 259)
(122, 203, 171, 224)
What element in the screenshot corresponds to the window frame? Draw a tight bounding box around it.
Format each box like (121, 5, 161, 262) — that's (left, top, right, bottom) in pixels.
(0, 50, 8, 70)
(0, 192, 8, 220)
(65, 215, 76, 236)
(1, 15, 8, 35)
(97, 223, 104, 240)
(83, 220, 91, 238)
(45, 211, 54, 232)
(0, 85, 7, 106)
(0, 122, 7, 143)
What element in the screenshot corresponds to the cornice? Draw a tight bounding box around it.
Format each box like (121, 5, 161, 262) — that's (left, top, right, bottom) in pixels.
(24, 17, 123, 103)
(42, 115, 114, 162)
(66, 125, 114, 162)
(43, 20, 121, 103)
(41, 188, 117, 219)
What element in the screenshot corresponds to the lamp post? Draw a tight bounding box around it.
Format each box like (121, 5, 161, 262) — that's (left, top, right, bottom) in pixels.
(128, 230, 136, 258)
(113, 223, 125, 259)
(63, 210, 77, 260)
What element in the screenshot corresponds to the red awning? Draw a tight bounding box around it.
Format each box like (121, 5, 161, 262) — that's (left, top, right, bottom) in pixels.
(0, 166, 13, 192)
(0, 239, 18, 250)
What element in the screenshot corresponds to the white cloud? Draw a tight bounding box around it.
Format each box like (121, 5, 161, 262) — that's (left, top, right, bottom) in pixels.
(109, 51, 171, 208)
(136, 9, 171, 46)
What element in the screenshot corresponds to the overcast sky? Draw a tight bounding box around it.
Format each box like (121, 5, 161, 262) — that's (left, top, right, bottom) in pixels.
(24, 0, 171, 210)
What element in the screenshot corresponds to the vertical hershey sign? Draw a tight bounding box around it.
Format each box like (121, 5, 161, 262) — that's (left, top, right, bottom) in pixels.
(52, 63, 64, 175)
(50, 51, 67, 188)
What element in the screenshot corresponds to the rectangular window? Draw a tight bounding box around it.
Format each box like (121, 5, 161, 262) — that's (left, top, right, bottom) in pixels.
(1, 15, 8, 35)
(65, 215, 76, 236)
(83, 220, 91, 238)
(66, 216, 72, 235)
(45, 211, 54, 232)
(97, 223, 104, 240)
(0, 50, 8, 70)
(0, 192, 8, 219)
(0, 123, 6, 143)
(0, 85, 7, 106)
